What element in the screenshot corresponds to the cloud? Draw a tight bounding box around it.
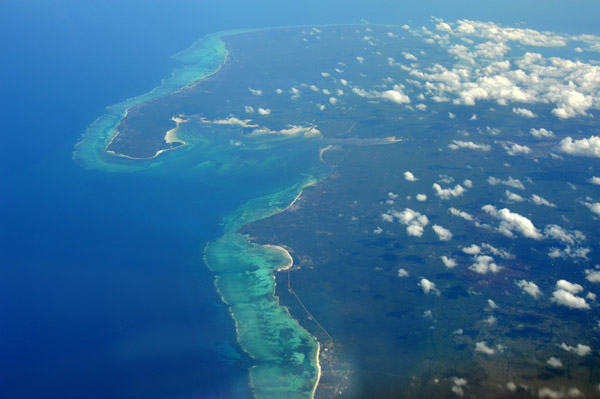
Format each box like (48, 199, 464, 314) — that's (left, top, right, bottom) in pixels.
(516, 280, 542, 298)
(451, 377, 467, 397)
(558, 136, 600, 158)
(462, 244, 481, 255)
(249, 125, 321, 138)
(384, 208, 429, 237)
(404, 171, 418, 181)
(551, 289, 590, 309)
(487, 299, 498, 309)
(432, 225, 453, 241)
(560, 342, 592, 356)
(452, 19, 567, 47)
(257, 108, 271, 115)
(275, 88, 283, 94)
(200, 116, 258, 128)
(504, 143, 531, 156)
(548, 246, 591, 260)
(556, 279, 583, 294)
(475, 341, 495, 355)
(470, 255, 501, 274)
(512, 107, 537, 118)
(505, 190, 525, 202)
(530, 128, 554, 138)
(416, 194, 427, 202)
(352, 84, 411, 104)
(373, 226, 383, 234)
(448, 140, 491, 151)
(398, 268, 409, 277)
(488, 176, 525, 190)
(441, 256, 457, 268)
(433, 183, 465, 199)
(482, 205, 543, 239)
(449, 207, 473, 221)
(244, 106, 254, 113)
(530, 194, 556, 207)
(248, 88, 263, 96)
(590, 176, 600, 185)
(329, 97, 338, 105)
(543, 225, 585, 245)
(585, 269, 600, 283)
(585, 202, 600, 216)
(419, 278, 439, 295)
(356, 56, 365, 64)
(546, 357, 563, 368)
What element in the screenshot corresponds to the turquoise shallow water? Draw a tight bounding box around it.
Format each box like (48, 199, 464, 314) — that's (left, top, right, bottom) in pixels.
(75, 30, 329, 398)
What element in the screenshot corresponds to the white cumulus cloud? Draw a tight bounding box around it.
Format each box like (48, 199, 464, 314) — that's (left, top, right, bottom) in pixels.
(432, 225, 453, 241)
(516, 280, 542, 298)
(559, 136, 600, 158)
(404, 171, 418, 181)
(482, 205, 543, 239)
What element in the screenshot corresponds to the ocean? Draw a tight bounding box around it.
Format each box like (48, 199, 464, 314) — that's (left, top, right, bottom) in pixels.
(2, 1, 599, 398)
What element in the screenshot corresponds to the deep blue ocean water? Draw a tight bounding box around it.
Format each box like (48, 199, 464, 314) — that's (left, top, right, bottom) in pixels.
(2, 1, 600, 398)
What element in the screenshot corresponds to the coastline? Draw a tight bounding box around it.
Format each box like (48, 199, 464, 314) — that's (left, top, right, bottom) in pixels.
(204, 176, 323, 398)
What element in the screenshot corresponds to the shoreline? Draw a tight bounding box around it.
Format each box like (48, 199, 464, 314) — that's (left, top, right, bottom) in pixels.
(203, 177, 324, 398)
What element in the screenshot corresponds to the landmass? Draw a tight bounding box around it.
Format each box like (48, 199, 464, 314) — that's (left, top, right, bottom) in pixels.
(80, 22, 600, 399)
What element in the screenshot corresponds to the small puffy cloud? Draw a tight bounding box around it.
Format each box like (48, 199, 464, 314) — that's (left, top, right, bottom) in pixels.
(373, 226, 383, 234)
(482, 205, 543, 239)
(488, 176, 525, 190)
(398, 268, 409, 277)
(329, 97, 338, 105)
(416, 194, 427, 202)
(504, 143, 531, 156)
(530, 128, 554, 138)
(356, 56, 365, 64)
(448, 140, 491, 151)
(433, 183, 465, 199)
(505, 190, 525, 202)
(589, 176, 600, 185)
(559, 136, 600, 158)
(462, 244, 481, 255)
(388, 192, 399, 199)
(404, 171, 418, 181)
(516, 280, 542, 298)
(340, 78, 348, 86)
(585, 269, 600, 283)
(463, 179, 473, 188)
(432, 225, 453, 241)
(546, 357, 563, 368)
(512, 107, 537, 118)
(275, 88, 283, 94)
(381, 89, 411, 104)
(321, 72, 330, 77)
(385, 208, 429, 237)
(258, 108, 271, 115)
(531, 194, 556, 207)
(475, 341, 495, 355)
(556, 280, 583, 294)
(352, 85, 411, 104)
(551, 289, 590, 309)
(403, 52, 418, 61)
(419, 278, 439, 295)
(415, 103, 427, 111)
(543, 225, 585, 245)
(549, 246, 591, 260)
(560, 342, 592, 356)
(585, 202, 600, 217)
(248, 88, 263, 96)
(470, 255, 501, 274)
(448, 112, 456, 119)
(441, 256, 457, 268)
(449, 207, 473, 221)
(244, 106, 255, 113)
